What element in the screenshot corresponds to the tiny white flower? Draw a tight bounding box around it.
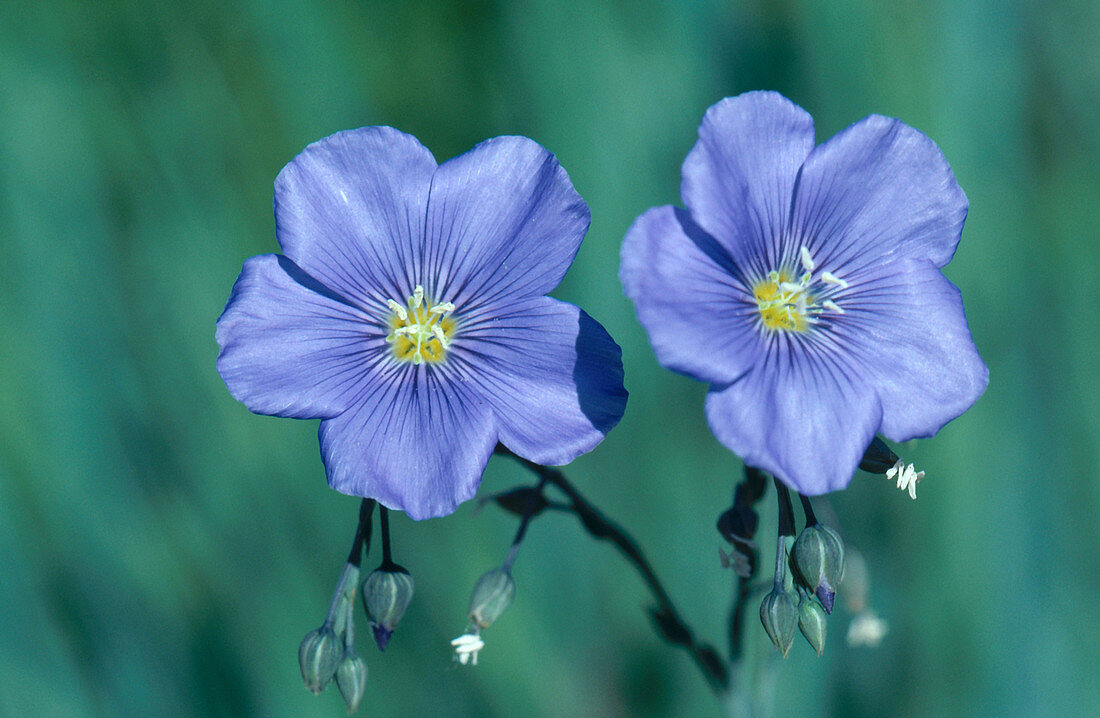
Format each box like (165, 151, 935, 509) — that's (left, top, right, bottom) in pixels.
(846, 611, 889, 648)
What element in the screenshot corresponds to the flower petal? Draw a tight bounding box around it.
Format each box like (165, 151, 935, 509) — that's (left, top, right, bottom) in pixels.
(705, 349, 883, 495)
(620, 205, 761, 384)
(452, 297, 627, 465)
(274, 126, 437, 307)
(789, 115, 967, 275)
(216, 254, 385, 419)
(422, 136, 589, 308)
(681, 91, 815, 275)
(319, 367, 497, 520)
(829, 259, 988, 440)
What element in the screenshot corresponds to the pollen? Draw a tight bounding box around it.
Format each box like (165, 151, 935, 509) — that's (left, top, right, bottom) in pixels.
(751, 248, 847, 333)
(385, 285, 458, 365)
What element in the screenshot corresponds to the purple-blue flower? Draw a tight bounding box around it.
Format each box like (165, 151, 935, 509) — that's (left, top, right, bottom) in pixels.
(620, 92, 987, 494)
(217, 128, 627, 519)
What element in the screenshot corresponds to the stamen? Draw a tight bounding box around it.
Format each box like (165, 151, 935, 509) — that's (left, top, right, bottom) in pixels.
(754, 253, 849, 333)
(886, 459, 924, 500)
(386, 299, 408, 321)
(386, 287, 458, 364)
(451, 632, 485, 666)
(800, 246, 815, 273)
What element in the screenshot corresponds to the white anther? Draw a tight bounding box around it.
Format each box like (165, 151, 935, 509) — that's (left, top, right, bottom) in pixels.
(430, 302, 455, 315)
(822, 299, 844, 314)
(412, 285, 424, 309)
(386, 299, 408, 321)
(451, 632, 485, 666)
(394, 325, 419, 336)
(800, 246, 815, 273)
(822, 272, 849, 289)
(778, 282, 803, 294)
(432, 324, 450, 348)
(903, 465, 925, 500)
(887, 461, 924, 500)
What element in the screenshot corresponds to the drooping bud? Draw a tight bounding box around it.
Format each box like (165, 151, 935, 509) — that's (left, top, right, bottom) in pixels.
(298, 626, 342, 694)
(481, 486, 552, 518)
(335, 650, 368, 713)
(361, 565, 414, 651)
(859, 436, 900, 474)
(760, 587, 799, 658)
(790, 524, 845, 614)
(797, 591, 827, 656)
(467, 568, 515, 629)
(717, 503, 759, 547)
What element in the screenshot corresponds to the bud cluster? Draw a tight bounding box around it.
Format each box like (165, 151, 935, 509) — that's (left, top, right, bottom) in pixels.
(761, 512, 846, 658)
(298, 562, 369, 712)
(298, 555, 418, 713)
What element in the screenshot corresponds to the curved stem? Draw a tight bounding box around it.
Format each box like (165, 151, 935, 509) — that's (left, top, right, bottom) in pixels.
(727, 466, 767, 664)
(510, 472, 549, 548)
(501, 449, 728, 692)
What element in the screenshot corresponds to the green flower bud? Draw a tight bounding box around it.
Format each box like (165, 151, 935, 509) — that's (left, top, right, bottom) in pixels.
(362, 566, 414, 651)
(468, 568, 515, 629)
(298, 626, 341, 694)
(798, 591, 827, 656)
(790, 524, 845, 613)
(760, 587, 799, 658)
(336, 650, 368, 714)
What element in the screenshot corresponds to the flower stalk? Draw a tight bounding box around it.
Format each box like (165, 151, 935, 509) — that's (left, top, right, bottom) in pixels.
(498, 447, 728, 692)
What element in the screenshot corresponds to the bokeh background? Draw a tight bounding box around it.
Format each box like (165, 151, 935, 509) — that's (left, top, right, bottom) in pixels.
(2, 0, 1098, 716)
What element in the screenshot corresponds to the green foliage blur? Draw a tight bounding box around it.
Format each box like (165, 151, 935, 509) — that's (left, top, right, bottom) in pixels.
(2, 1, 1098, 716)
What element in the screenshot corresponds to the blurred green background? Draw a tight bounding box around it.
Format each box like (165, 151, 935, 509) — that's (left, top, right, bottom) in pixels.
(2, 0, 1097, 716)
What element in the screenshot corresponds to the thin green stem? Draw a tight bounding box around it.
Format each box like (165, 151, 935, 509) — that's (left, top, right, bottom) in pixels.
(500, 448, 728, 692)
(773, 480, 796, 539)
(379, 506, 392, 566)
(347, 499, 375, 569)
(727, 466, 767, 664)
(798, 494, 818, 527)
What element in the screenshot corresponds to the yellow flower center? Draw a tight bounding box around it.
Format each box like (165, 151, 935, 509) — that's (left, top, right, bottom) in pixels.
(751, 247, 847, 333)
(753, 269, 812, 332)
(385, 285, 457, 365)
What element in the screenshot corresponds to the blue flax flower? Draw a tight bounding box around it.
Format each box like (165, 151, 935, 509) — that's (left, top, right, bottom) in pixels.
(217, 128, 627, 519)
(621, 92, 987, 494)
